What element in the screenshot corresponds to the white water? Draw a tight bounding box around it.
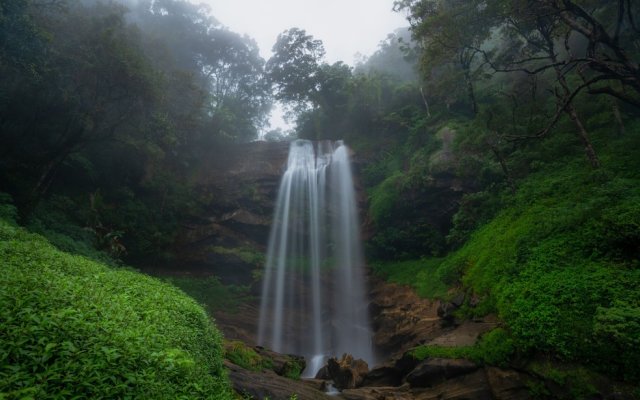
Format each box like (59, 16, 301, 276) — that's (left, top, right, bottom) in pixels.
(258, 139, 374, 378)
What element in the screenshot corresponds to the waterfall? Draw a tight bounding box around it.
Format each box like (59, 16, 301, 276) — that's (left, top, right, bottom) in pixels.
(258, 139, 374, 377)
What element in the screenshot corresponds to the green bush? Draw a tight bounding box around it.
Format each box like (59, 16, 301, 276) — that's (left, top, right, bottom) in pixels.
(224, 341, 264, 371)
(0, 220, 233, 399)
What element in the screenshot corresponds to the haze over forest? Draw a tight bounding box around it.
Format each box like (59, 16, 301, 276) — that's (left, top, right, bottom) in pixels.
(1, 0, 639, 399)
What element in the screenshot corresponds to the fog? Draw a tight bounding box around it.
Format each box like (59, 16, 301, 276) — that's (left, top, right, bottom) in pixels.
(197, 0, 408, 65)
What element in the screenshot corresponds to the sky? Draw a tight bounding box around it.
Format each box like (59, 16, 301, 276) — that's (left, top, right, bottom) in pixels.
(197, 0, 408, 133)
(200, 0, 408, 64)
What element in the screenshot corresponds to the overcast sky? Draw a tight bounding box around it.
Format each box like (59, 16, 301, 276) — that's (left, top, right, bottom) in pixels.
(197, 0, 408, 132)
(200, 0, 408, 64)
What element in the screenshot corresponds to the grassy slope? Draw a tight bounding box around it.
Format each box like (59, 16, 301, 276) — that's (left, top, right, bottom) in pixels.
(373, 132, 640, 383)
(0, 219, 233, 399)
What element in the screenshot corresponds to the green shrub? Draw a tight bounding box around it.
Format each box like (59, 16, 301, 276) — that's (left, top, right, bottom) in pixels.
(282, 359, 303, 380)
(224, 341, 264, 371)
(0, 220, 232, 399)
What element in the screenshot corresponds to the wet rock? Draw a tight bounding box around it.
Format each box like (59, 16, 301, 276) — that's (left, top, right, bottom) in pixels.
(370, 279, 443, 358)
(361, 365, 404, 387)
(253, 346, 306, 377)
(437, 302, 458, 327)
(412, 369, 493, 400)
(485, 367, 532, 400)
(428, 319, 498, 347)
(341, 384, 413, 400)
(327, 354, 369, 389)
(394, 352, 421, 376)
(406, 358, 479, 388)
(343, 370, 494, 400)
(224, 360, 331, 400)
(315, 365, 331, 380)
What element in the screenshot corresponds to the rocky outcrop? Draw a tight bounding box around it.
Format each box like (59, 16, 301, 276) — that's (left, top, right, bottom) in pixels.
(169, 141, 289, 286)
(339, 365, 532, 400)
(327, 354, 370, 389)
(225, 360, 331, 400)
(369, 278, 443, 358)
(405, 358, 479, 388)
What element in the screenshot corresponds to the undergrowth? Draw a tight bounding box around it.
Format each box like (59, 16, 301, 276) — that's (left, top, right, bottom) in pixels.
(0, 219, 233, 399)
(372, 133, 640, 383)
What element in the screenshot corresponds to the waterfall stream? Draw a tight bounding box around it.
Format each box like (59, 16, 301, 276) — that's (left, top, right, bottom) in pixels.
(258, 139, 374, 377)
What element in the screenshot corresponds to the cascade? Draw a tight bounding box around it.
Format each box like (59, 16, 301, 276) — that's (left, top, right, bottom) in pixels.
(258, 139, 374, 377)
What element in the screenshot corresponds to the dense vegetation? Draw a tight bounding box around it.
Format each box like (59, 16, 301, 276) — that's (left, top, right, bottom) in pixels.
(0, 216, 232, 399)
(1, 0, 639, 397)
(359, 0, 640, 391)
(1, 0, 270, 263)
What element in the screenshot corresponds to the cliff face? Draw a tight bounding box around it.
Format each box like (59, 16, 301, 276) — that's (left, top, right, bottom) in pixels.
(171, 140, 289, 285)
(162, 139, 472, 348)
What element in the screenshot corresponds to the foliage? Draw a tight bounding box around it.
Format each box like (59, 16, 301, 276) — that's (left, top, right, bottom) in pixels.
(401, 132, 640, 382)
(282, 359, 303, 380)
(224, 341, 265, 372)
(223, 341, 302, 380)
(0, 219, 232, 399)
(165, 276, 253, 314)
(0, 193, 18, 225)
(0, 0, 272, 263)
(528, 361, 602, 400)
(211, 246, 266, 267)
(410, 328, 515, 367)
(371, 258, 448, 299)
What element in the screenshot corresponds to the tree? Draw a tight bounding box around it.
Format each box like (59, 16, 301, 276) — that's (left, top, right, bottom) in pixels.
(394, 0, 498, 115)
(0, 1, 159, 207)
(266, 28, 326, 114)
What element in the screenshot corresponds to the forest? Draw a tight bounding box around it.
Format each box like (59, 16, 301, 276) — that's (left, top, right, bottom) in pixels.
(1, 0, 639, 399)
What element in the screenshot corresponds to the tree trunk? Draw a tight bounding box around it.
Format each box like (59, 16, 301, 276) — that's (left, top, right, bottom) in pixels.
(464, 69, 478, 116)
(567, 105, 601, 168)
(420, 86, 431, 117)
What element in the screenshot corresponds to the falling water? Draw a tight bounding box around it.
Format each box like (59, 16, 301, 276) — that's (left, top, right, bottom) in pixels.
(258, 139, 374, 377)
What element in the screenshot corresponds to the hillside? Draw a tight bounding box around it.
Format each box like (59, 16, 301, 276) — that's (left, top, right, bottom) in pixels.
(0, 216, 232, 399)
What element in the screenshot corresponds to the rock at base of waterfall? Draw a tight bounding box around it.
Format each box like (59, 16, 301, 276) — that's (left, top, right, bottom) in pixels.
(327, 354, 370, 389)
(405, 358, 479, 388)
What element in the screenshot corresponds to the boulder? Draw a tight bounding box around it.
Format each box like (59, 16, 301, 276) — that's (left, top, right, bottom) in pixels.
(327, 354, 370, 389)
(315, 365, 331, 380)
(253, 346, 306, 377)
(341, 384, 414, 400)
(412, 369, 493, 400)
(370, 279, 443, 358)
(343, 370, 494, 400)
(406, 358, 479, 388)
(361, 365, 404, 387)
(224, 360, 331, 400)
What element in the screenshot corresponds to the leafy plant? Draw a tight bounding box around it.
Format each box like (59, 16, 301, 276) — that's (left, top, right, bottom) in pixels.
(0, 219, 233, 399)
